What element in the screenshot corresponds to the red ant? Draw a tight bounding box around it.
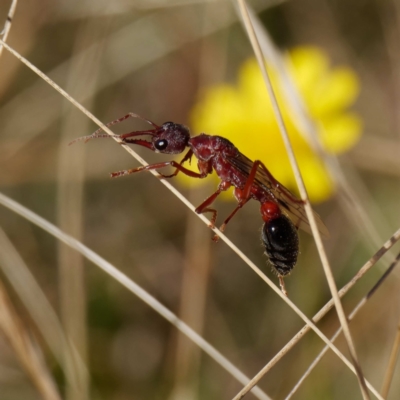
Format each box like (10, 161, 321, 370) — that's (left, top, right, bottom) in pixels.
(71, 113, 329, 294)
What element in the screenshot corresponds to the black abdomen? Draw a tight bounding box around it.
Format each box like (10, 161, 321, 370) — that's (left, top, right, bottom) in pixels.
(261, 215, 299, 276)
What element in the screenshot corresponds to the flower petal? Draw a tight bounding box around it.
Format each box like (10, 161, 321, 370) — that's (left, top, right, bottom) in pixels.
(320, 113, 362, 153)
(311, 68, 360, 117)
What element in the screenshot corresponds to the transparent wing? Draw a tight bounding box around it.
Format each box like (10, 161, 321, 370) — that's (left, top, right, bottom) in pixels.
(227, 153, 330, 239)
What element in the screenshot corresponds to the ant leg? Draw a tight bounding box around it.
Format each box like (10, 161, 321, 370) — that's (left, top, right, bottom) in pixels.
(195, 181, 231, 228)
(225, 160, 263, 211)
(212, 194, 251, 242)
(199, 208, 218, 229)
(111, 160, 207, 179)
(160, 150, 193, 178)
(206, 162, 280, 241)
(211, 162, 289, 241)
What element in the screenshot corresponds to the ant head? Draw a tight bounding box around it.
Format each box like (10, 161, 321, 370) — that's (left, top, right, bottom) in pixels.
(70, 114, 191, 155)
(120, 121, 190, 154)
(151, 122, 190, 154)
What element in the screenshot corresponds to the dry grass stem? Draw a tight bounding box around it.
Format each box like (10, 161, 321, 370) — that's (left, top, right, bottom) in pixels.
(381, 318, 400, 398)
(285, 252, 400, 399)
(232, 227, 400, 400)
(0, 0, 18, 58)
(0, 227, 88, 393)
(0, 278, 61, 400)
(1, 2, 62, 396)
(236, 0, 370, 398)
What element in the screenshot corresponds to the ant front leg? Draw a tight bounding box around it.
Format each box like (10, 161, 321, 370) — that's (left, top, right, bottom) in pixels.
(195, 181, 232, 229)
(159, 150, 194, 178)
(110, 160, 207, 179)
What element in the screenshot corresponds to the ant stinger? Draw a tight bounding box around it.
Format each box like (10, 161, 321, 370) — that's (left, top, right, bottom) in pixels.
(71, 113, 329, 295)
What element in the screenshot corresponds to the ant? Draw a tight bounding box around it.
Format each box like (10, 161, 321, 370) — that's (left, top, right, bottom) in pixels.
(71, 113, 329, 294)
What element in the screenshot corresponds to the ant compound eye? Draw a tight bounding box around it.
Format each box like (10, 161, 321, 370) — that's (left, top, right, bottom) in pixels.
(154, 139, 168, 151)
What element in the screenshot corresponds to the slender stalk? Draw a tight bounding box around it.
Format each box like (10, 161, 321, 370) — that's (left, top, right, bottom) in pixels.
(381, 320, 400, 398)
(1, 5, 62, 397)
(231, 227, 400, 400)
(285, 252, 400, 399)
(0, 278, 61, 400)
(235, 1, 370, 399)
(0, 0, 18, 58)
(0, 227, 88, 392)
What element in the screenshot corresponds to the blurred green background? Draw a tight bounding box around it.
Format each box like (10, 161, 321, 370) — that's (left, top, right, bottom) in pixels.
(0, 0, 399, 399)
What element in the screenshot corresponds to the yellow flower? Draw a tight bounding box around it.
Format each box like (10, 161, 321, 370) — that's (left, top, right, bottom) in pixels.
(180, 46, 362, 203)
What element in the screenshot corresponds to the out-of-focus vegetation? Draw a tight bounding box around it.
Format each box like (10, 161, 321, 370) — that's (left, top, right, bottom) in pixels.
(0, 0, 399, 399)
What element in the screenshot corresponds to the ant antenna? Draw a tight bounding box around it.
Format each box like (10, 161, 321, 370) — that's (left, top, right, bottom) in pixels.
(68, 133, 120, 146)
(68, 112, 160, 146)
